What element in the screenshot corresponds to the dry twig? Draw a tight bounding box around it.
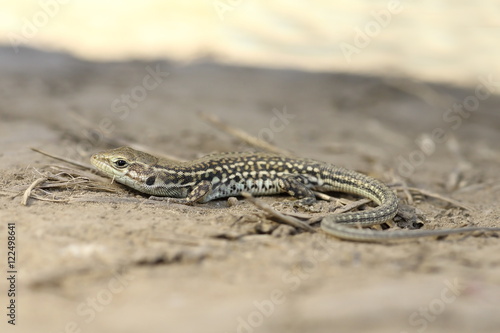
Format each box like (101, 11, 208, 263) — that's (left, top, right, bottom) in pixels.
(22, 177, 48, 206)
(405, 186, 473, 211)
(241, 192, 315, 232)
(31, 148, 92, 170)
(198, 112, 292, 156)
(312, 190, 337, 202)
(68, 112, 184, 160)
(334, 198, 372, 214)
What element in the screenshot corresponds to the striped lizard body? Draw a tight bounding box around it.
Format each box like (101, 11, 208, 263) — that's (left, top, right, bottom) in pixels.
(91, 147, 500, 241)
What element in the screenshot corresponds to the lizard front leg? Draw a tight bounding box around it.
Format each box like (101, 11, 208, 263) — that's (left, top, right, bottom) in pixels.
(149, 180, 213, 205)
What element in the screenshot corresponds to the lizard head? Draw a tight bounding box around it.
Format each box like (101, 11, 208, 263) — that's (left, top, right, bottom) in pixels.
(91, 146, 160, 193)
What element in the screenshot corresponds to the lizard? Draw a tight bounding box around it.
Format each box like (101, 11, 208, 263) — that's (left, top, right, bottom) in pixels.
(90, 146, 500, 242)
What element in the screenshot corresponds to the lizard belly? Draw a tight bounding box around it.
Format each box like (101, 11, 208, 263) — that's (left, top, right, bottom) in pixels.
(206, 178, 283, 201)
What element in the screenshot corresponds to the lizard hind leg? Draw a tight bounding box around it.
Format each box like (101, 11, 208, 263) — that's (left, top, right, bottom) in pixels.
(278, 175, 317, 206)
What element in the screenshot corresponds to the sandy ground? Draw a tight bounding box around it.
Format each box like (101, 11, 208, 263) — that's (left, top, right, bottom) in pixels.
(1, 46, 500, 333)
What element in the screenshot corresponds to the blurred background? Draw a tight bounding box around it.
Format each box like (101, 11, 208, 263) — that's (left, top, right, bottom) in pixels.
(1, 0, 498, 85)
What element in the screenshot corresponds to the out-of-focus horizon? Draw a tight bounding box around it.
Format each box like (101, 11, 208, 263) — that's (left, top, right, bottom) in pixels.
(1, 0, 498, 85)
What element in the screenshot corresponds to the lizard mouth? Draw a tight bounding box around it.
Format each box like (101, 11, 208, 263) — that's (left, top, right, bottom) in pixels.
(90, 154, 105, 169)
(91, 154, 121, 177)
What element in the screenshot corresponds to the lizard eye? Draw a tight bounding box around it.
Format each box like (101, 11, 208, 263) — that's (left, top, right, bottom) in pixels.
(114, 159, 128, 168)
